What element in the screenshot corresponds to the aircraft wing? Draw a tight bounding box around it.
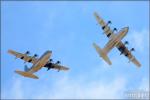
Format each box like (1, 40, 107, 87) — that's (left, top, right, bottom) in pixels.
(94, 12, 114, 38)
(52, 64, 69, 71)
(116, 42, 141, 67)
(8, 50, 38, 64)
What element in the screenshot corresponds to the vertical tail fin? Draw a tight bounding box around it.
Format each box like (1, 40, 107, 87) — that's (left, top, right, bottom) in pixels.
(93, 43, 112, 65)
(24, 65, 30, 72)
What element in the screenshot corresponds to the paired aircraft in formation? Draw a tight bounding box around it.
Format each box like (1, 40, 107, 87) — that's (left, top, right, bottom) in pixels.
(8, 12, 141, 79)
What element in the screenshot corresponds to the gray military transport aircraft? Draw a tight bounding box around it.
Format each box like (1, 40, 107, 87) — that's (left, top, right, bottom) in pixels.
(8, 50, 69, 79)
(93, 12, 141, 67)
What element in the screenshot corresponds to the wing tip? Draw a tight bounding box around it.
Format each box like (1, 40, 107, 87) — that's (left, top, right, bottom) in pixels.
(64, 67, 70, 71)
(137, 63, 141, 68)
(8, 49, 14, 54)
(8, 49, 12, 53)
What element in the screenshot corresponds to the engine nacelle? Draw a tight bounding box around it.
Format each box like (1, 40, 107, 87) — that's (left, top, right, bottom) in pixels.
(130, 48, 135, 52)
(50, 59, 53, 62)
(25, 51, 30, 55)
(56, 61, 61, 64)
(124, 41, 129, 45)
(33, 54, 38, 57)
(102, 21, 112, 30)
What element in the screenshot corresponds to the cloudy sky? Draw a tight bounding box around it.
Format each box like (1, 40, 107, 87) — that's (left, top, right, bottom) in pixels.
(1, 1, 149, 99)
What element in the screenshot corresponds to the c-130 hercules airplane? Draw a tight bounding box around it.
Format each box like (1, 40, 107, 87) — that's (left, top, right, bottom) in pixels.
(8, 50, 69, 79)
(93, 12, 141, 67)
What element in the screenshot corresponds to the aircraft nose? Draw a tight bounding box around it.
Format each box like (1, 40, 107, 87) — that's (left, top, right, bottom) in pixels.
(47, 50, 52, 54)
(125, 27, 129, 31)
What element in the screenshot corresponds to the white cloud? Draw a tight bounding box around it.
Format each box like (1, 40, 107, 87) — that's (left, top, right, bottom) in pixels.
(11, 78, 24, 99)
(125, 29, 149, 52)
(2, 77, 24, 99)
(2, 74, 127, 99)
(4, 59, 149, 99)
(139, 78, 149, 91)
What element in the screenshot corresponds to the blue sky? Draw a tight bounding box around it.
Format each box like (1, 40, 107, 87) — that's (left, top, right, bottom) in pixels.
(1, 1, 149, 99)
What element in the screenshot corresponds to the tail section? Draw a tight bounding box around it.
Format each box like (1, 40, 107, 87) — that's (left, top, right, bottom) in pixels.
(24, 65, 30, 72)
(15, 70, 39, 79)
(93, 43, 112, 65)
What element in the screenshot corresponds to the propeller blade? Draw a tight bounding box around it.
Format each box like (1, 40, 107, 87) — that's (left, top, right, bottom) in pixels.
(108, 21, 111, 24)
(130, 48, 135, 52)
(25, 51, 30, 55)
(124, 41, 129, 45)
(56, 61, 61, 64)
(50, 59, 53, 62)
(34, 54, 38, 57)
(113, 28, 117, 31)
(47, 67, 50, 71)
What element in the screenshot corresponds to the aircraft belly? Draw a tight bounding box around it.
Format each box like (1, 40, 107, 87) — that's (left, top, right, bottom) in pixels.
(31, 63, 46, 73)
(111, 31, 126, 48)
(29, 56, 49, 73)
(104, 37, 117, 52)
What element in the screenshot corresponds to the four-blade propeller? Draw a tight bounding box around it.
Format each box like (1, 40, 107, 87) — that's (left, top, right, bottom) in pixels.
(25, 51, 30, 55)
(33, 54, 38, 57)
(130, 48, 135, 52)
(124, 41, 129, 45)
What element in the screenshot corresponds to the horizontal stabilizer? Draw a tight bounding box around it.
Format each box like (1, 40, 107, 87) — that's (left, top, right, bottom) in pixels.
(15, 70, 39, 79)
(93, 43, 112, 65)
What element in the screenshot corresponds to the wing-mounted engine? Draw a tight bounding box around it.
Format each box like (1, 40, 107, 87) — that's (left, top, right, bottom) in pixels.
(33, 54, 38, 58)
(130, 48, 135, 52)
(25, 51, 30, 55)
(102, 21, 112, 37)
(102, 20, 111, 30)
(21, 51, 31, 63)
(55, 61, 61, 64)
(45, 63, 53, 71)
(27, 54, 38, 63)
(44, 59, 54, 71)
(112, 28, 117, 33)
(102, 21, 117, 38)
(23, 52, 38, 63)
(118, 46, 126, 55)
(118, 41, 129, 55)
(94, 12, 118, 38)
(55, 61, 61, 71)
(49, 59, 53, 62)
(124, 41, 129, 45)
(44, 59, 62, 71)
(127, 48, 135, 63)
(20, 51, 30, 60)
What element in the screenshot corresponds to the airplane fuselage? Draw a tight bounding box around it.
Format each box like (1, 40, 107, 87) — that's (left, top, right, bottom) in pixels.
(103, 27, 128, 54)
(107, 27, 128, 48)
(29, 50, 52, 73)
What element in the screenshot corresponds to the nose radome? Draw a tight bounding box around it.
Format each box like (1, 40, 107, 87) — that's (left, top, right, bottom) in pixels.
(125, 27, 129, 31)
(47, 50, 52, 54)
